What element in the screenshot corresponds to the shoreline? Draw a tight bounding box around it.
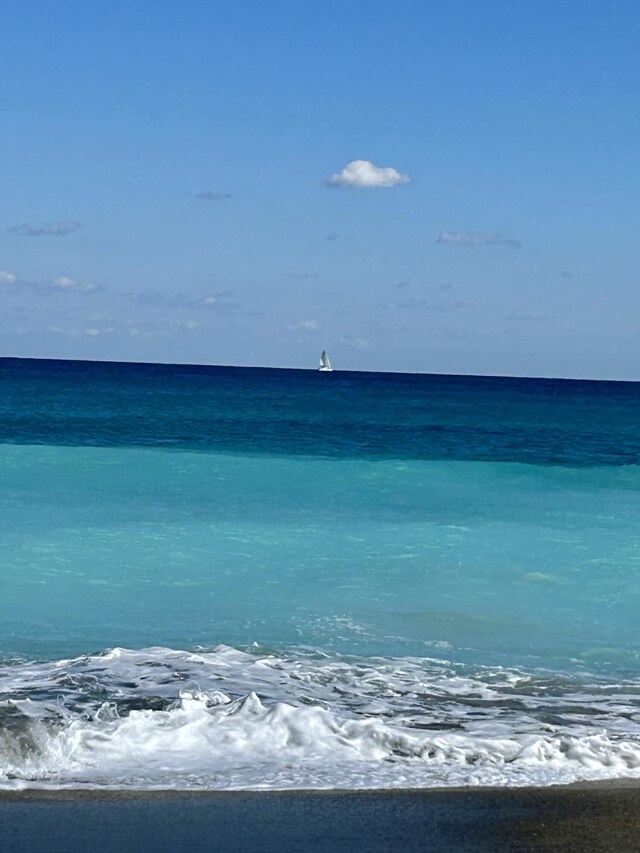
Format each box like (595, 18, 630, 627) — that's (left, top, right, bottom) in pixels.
(2, 782, 640, 852)
(2, 776, 640, 800)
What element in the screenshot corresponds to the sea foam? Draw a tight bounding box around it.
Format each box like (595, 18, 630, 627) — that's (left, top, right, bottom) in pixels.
(2, 645, 640, 790)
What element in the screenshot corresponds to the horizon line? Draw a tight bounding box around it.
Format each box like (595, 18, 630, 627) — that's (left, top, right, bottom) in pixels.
(0, 354, 638, 386)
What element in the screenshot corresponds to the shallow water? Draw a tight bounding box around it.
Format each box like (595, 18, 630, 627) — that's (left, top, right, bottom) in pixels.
(1, 357, 640, 789)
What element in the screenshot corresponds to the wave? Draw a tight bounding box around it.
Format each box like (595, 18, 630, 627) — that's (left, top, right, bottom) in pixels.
(2, 645, 640, 790)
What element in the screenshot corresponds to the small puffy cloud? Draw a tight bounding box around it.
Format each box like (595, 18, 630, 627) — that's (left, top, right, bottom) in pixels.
(326, 159, 410, 189)
(286, 319, 318, 331)
(437, 231, 521, 249)
(8, 221, 81, 237)
(0, 271, 17, 284)
(195, 191, 232, 201)
(183, 320, 202, 330)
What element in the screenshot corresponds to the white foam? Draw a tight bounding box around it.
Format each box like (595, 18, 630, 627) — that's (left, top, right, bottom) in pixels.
(2, 646, 640, 790)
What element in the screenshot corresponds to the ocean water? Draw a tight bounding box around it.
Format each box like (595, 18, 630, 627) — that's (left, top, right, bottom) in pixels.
(2, 357, 640, 790)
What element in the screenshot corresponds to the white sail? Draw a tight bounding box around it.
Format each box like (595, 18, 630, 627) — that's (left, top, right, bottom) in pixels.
(319, 350, 333, 371)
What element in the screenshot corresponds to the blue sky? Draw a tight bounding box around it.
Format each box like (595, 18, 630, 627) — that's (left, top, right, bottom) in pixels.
(1, 0, 639, 377)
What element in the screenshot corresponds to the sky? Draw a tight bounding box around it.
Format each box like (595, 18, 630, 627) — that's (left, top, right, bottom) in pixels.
(1, 0, 639, 378)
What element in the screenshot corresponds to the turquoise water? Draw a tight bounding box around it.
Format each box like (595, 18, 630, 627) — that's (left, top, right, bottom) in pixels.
(4, 444, 640, 668)
(2, 357, 640, 790)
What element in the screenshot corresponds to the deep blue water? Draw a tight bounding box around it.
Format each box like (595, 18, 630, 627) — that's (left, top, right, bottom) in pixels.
(2, 356, 640, 464)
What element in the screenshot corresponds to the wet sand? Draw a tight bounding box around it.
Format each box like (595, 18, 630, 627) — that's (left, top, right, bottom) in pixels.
(1, 783, 640, 852)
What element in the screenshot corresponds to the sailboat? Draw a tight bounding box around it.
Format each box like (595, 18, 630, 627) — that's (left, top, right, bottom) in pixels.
(319, 350, 333, 372)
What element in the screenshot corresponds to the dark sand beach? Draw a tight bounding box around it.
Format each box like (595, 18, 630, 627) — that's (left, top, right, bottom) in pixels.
(1, 783, 640, 852)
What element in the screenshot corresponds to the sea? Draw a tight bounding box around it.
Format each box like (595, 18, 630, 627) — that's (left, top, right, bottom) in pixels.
(2, 356, 640, 791)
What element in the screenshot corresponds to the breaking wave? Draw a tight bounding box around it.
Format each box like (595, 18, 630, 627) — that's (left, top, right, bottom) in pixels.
(2, 645, 640, 790)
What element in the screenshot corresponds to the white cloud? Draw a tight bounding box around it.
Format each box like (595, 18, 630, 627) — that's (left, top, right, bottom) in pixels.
(437, 231, 521, 249)
(326, 160, 410, 189)
(52, 276, 99, 292)
(0, 271, 17, 283)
